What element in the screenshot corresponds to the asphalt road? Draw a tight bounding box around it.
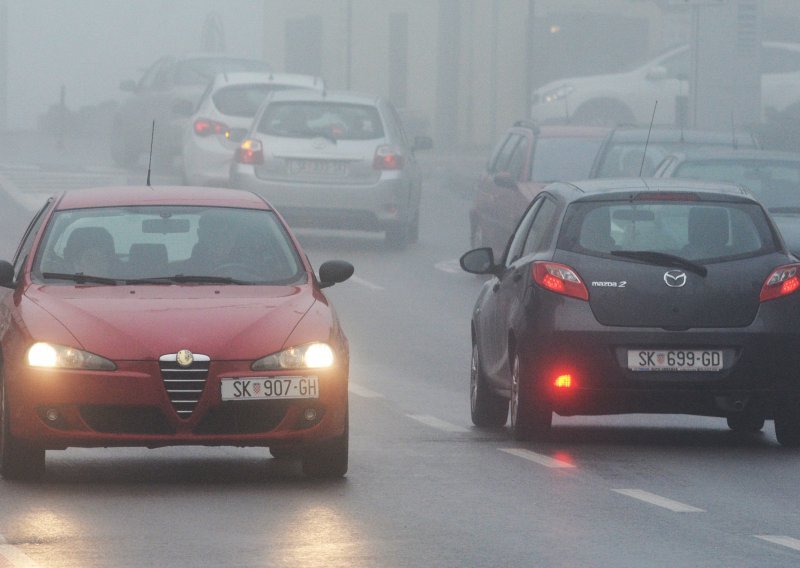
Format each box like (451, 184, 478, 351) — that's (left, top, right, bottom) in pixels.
(0, 139, 799, 567)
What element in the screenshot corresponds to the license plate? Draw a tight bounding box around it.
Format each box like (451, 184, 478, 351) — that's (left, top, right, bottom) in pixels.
(627, 350, 723, 371)
(220, 376, 319, 400)
(287, 159, 348, 176)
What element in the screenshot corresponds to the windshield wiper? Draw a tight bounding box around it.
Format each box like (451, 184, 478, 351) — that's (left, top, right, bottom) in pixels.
(42, 272, 120, 285)
(123, 274, 248, 285)
(610, 250, 708, 277)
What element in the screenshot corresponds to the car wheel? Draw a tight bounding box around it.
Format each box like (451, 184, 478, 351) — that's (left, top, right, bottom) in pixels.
(470, 341, 508, 427)
(572, 99, 635, 127)
(726, 413, 765, 433)
(509, 353, 551, 441)
(301, 411, 348, 478)
(774, 401, 800, 447)
(385, 223, 411, 250)
(1, 374, 45, 481)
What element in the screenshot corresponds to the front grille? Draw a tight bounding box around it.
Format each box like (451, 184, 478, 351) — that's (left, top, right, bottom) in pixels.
(159, 353, 210, 418)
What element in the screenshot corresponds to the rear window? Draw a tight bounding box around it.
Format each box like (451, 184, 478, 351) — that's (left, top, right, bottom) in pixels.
(596, 141, 753, 178)
(258, 102, 384, 140)
(530, 137, 604, 182)
(557, 200, 778, 262)
(212, 84, 304, 117)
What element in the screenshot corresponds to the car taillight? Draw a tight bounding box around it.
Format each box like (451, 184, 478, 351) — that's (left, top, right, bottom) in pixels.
(554, 374, 573, 389)
(193, 118, 229, 137)
(533, 261, 589, 301)
(373, 145, 405, 170)
(236, 139, 264, 165)
(760, 264, 800, 302)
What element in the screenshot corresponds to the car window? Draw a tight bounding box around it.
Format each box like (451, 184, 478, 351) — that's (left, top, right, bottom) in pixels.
(672, 159, 800, 209)
(32, 206, 306, 285)
(258, 102, 385, 140)
(213, 84, 305, 117)
(506, 135, 530, 182)
(506, 198, 543, 265)
(596, 141, 749, 178)
(521, 198, 558, 256)
(492, 134, 522, 175)
(486, 136, 509, 173)
(530, 137, 604, 182)
(762, 46, 800, 74)
(138, 58, 171, 90)
(558, 200, 777, 262)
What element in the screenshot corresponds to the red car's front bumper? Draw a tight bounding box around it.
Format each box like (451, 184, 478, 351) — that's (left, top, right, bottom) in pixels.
(6, 360, 348, 450)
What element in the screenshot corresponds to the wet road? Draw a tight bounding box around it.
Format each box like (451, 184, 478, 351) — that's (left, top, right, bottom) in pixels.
(0, 139, 799, 567)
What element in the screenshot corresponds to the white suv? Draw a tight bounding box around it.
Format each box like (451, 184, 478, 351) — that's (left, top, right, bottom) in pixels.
(530, 42, 800, 126)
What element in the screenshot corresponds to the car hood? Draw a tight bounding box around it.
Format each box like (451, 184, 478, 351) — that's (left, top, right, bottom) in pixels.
(25, 284, 317, 361)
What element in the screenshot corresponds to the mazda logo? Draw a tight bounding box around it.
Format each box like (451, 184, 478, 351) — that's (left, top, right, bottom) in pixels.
(663, 270, 687, 288)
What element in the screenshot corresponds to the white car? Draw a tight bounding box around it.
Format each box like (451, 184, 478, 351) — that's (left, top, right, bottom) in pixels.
(531, 42, 800, 127)
(181, 72, 324, 186)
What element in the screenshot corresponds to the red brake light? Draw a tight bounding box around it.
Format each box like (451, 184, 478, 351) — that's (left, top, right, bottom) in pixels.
(760, 264, 800, 302)
(236, 138, 264, 165)
(373, 145, 405, 170)
(554, 374, 573, 388)
(533, 262, 589, 301)
(193, 118, 229, 137)
(634, 192, 699, 201)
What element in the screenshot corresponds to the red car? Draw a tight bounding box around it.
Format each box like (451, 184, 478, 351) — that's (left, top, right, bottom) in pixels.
(0, 186, 353, 479)
(470, 123, 609, 258)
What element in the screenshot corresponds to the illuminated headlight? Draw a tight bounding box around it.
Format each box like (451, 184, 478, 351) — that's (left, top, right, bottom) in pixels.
(541, 85, 574, 104)
(251, 343, 335, 371)
(27, 342, 116, 371)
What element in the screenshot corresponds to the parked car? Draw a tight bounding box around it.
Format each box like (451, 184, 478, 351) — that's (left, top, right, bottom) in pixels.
(530, 42, 800, 126)
(461, 178, 800, 445)
(589, 127, 759, 178)
(181, 72, 325, 186)
(655, 148, 800, 255)
(470, 122, 609, 258)
(230, 90, 433, 248)
(0, 186, 354, 479)
(111, 54, 271, 168)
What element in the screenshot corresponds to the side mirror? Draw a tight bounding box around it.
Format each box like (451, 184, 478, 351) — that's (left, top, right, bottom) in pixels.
(460, 248, 495, 275)
(0, 260, 15, 288)
(646, 66, 668, 81)
(172, 99, 195, 117)
(493, 171, 517, 189)
(318, 260, 354, 289)
(119, 79, 137, 92)
(413, 136, 433, 151)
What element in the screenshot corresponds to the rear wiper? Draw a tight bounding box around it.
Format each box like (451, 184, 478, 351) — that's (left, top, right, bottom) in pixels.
(610, 250, 708, 277)
(42, 272, 120, 285)
(123, 274, 248, 285)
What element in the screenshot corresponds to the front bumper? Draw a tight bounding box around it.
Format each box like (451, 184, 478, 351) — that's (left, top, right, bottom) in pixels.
(6, 360, 348, 449)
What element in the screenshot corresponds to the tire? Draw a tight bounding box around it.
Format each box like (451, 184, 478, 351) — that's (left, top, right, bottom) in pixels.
(572, 99, 636, 128)
(1, 375, 45, 481)
(774, 402, 800, 447)
(726, 413, 765, 433)
(470, 341, 508, 427)
(302, 412, 348, 478)
(509, 353, 551, 441)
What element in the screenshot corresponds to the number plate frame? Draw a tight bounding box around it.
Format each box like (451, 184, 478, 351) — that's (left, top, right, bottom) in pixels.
(627, 350, 723, 372)
(220, 376, 319, 400)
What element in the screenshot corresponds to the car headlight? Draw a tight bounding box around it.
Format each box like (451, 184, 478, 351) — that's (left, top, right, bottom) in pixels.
(27, 342, 116, 370)
(251, 343, 334, 371)
(541, 84, 574, 104)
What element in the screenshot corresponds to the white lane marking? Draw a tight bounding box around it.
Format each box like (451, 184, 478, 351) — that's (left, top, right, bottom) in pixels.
(349, 275, 384, 291)
(0, 544, 41, 567)
(407, 414, 470, 433)
(612, 489, 705, 513)
(348, 383, 384, 399)
(499, 448, 576, 468)
(435, 259, 463, 274)
(754, 535, 800, 552)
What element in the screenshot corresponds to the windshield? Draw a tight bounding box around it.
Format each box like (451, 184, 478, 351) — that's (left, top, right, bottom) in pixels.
(258, 102, 385, 140)
(672, 159, 800, 210)
(32, 206, 305, 285)
(558, 200, 778, 262)
(530, 137, 605, 182)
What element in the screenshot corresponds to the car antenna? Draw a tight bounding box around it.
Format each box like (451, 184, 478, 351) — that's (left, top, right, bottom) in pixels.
(639, 100, 658, 177)
(146, 120, 155, 187)
(731, 110, 738, 149)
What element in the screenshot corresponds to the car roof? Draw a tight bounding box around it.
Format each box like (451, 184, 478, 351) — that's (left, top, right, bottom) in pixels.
(548, 178, 752, 202)
(606, 127, 753, 145)
(210, 72, 324, 90)
(664, 147, 800, 163)
(265, 89, 381, 105)
(54, 186, 273, 211)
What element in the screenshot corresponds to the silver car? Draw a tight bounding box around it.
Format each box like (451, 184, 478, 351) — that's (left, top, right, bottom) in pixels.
(230, 90, 432, 248)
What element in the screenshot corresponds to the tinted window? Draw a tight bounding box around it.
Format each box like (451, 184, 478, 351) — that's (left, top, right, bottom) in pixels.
(530, 138, 604, 182)
(506, 136, 529, 181)
(213, 84, 304, 117)
(558, 200, 777, 262)
(258, 102, 385, 140)
(33, 207, 305, 285)
(493, 134, 522, 175)
(522, 198, 558, 256)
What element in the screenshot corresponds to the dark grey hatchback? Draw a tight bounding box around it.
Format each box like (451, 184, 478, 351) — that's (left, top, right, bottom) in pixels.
(461, 178, 800, 445)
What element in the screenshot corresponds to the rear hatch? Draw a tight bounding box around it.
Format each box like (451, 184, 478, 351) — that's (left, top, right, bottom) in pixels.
(555, 195, 784, 328)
